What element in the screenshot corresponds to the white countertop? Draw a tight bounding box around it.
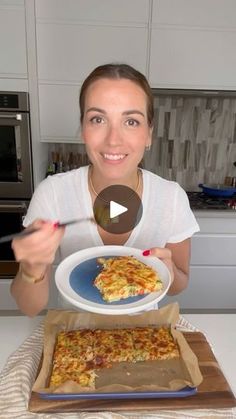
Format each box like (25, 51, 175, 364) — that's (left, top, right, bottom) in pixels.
(0, 313, 235, 397)
(193, 209, 236, 217)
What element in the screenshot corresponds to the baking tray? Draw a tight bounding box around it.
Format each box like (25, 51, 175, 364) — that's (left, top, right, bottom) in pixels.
(39, 386, 197, 400)
(29, 332, 236, 413)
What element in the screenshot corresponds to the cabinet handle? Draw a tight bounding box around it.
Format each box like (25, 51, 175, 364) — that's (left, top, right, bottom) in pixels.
(0, 203, 26, 211)
(0, 113, 22, 120)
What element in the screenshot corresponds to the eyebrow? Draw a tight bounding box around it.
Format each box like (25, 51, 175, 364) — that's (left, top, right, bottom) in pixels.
(86, 107, 145, 117)
(86, 107, 105, 114)
(123, 110, 145, 118)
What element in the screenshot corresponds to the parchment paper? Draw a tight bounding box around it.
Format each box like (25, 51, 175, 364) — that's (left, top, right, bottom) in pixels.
(33, 302, 203, 394)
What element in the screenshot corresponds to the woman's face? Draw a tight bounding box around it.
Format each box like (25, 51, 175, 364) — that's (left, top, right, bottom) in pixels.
(81, 78, 152, 180)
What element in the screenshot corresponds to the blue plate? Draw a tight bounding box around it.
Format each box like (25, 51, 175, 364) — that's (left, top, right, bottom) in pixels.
(69, 256, 146, 305)
(39, 386, 197, 400)
(55, 246, 171, 315)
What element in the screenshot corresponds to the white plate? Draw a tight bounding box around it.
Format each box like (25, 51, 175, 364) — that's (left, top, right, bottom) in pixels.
(55, 246, 171, 315)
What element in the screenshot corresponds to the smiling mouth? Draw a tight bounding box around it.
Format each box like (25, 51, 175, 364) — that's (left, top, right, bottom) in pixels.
(102, 153, 127, 161)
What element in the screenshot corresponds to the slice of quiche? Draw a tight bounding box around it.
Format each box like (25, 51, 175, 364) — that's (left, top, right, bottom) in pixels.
(94, 255, 163, 303)
(131, 326, 180, 361)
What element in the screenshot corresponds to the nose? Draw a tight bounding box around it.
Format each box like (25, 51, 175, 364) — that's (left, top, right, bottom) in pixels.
(105, 123, 123, 147)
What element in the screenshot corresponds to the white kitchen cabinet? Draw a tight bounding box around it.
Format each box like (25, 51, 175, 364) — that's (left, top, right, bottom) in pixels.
(0, 269, 59, 311)
(0, 280, 18, 310)
(0, 0, 28, 89)
(161, 212, 236, 311)
(34, 0, 236, 143)
(34, 0, 150, 143)
(37, 24, 148, 142)
(149, 0, 236, 89)
(191, 235, 236, 266)
(175, 266, 236, 310)
(37, 25, 148, 84)
(38, 84, 82, 142)
(35, 0, 149, 24)
(152, 0, 236, 28)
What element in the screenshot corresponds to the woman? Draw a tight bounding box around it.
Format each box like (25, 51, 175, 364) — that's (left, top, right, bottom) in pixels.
(11, 63, 199, 316)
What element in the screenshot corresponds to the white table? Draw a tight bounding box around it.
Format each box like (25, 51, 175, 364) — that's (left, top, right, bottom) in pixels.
(0, 313, 235, 396)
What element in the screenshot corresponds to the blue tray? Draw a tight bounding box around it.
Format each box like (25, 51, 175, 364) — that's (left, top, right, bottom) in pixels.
(39, 386, 197, 400)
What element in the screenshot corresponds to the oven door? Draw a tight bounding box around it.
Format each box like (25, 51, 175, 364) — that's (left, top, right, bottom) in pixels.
(0, 112, 33, 199)
(0, 201, 28, 277)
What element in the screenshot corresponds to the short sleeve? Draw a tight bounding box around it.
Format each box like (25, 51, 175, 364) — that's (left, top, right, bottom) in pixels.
(23, 177, 58, 227)
(168, 184, 200, 243)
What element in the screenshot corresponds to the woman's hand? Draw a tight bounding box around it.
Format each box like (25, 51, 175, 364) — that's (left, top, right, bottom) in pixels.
(11, 219, 65, 317)
(143, 247, 174, 284)
(143, 239, 191, 295)
(11, 219, 65, 277)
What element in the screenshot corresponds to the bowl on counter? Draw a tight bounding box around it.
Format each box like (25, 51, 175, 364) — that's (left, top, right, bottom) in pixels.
(198, 183, 236, 197)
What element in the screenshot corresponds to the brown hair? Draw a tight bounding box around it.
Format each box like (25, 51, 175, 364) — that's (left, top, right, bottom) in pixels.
(79, 63, 154, 127)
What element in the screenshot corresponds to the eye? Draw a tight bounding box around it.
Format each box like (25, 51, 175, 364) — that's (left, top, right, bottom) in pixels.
(90, 116, 104, 124)
(125, 118, 140, 127)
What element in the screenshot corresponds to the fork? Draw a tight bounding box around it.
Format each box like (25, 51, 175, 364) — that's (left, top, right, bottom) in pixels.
(0, 217, 94, 244)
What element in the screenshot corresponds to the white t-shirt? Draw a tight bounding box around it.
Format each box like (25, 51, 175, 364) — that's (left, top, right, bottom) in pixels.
(23, 166, 199, 309)
(24, 165, 199, 253)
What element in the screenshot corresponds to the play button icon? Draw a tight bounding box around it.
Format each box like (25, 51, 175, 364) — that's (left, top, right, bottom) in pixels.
(110, 201, 128, 219)
(93, 184, 143, 234)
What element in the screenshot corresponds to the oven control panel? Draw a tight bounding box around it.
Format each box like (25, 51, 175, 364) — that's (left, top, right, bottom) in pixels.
(0, 91, 29, 112)
(0, 94, 18, 109)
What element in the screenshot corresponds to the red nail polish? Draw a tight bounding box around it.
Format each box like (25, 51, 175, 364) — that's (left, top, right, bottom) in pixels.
(142, 249, 150, 256)
(53, 221, 59, 229)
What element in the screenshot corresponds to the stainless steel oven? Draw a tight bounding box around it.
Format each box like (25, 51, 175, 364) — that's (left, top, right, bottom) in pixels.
(0, 91, 33, 199)
(0, 92, 33, 278)
(0, 200, 28, 277)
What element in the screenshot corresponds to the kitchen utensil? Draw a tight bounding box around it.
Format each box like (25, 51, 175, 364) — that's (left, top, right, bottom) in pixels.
(198, 183, 236, 197)
(0, 218, 94, 244)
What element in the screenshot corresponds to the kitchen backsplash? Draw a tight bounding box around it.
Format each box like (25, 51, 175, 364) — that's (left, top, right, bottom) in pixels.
(143, 95, 236, 191)
(47, 95, 236, 191)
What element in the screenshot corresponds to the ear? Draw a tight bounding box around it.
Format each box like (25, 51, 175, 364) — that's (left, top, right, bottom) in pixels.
(79, 124, 86, 144)
(146, 125, 153, 148)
